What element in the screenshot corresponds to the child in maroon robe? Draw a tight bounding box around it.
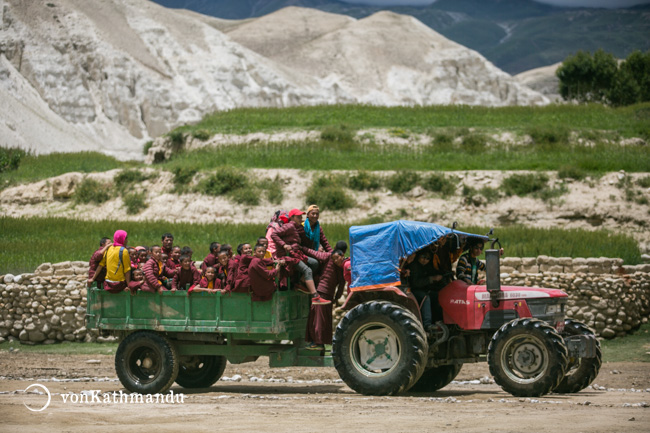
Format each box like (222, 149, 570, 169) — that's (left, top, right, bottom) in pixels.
(166, 246, 182, 270)
(201, 242, 220, 273)
(301, 246, 347, 350)
(142, 245, 176, 293)
(88, 237, 111, 287)
(248, 244, 284, 301)
(189, 267, 220, 293)
(172, 255, 201, 291)
(128, 269, 145, 294)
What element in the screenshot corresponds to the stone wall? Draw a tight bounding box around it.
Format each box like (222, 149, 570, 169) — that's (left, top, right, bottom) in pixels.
(1, 258, 650, 344)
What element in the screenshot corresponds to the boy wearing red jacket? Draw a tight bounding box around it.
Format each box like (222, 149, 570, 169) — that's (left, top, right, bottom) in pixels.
(172, 255, 201, 291)
(248, 244, 284, 301)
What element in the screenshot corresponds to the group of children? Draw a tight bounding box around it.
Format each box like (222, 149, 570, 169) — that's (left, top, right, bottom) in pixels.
(86, 206, 352, 350)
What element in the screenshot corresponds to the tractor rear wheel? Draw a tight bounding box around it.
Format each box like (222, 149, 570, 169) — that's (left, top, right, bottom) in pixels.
(175, 355, 227, 389)
(332, 301, 428, 396)
(554, 319, 602, 394)
(115, 331, 179, 394)
(488, 318, 568, 397)
(409, 364, 462, 393)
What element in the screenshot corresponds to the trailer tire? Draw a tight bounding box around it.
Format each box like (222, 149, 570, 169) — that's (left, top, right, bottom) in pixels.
(554, 319, 602, 394)
(175, 355, 227, 389)
(332, 301, 428, 396)
(409, 364, 462, 393)
(115, 331, 179, 394)
(488, 318, 568, 397)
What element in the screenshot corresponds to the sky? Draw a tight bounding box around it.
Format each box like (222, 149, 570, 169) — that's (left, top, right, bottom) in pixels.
(338, 0, 650, 7)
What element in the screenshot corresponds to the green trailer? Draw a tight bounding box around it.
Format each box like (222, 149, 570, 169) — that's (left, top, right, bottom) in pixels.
(86, 288, 333, 394)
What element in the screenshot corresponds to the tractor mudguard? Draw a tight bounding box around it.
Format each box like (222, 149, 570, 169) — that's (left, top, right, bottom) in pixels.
(342, 287, 421, 321)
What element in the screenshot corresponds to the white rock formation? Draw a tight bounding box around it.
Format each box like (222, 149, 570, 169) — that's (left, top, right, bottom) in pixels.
(515, 62, 562, 102)
(0, 1, 547, 159)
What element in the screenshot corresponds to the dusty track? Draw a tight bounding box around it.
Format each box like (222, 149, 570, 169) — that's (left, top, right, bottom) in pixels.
(0, 353, 648, 432)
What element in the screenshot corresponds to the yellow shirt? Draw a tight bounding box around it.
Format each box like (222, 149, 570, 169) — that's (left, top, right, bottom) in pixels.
(99, 246, 131, 281)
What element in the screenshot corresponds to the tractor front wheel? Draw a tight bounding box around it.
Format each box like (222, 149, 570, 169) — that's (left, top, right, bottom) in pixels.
(554, 319, 602, 394)
(488, 318, 568, 397)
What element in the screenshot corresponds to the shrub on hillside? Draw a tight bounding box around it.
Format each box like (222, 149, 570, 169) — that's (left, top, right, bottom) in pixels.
(526, 126, 570, 147)
(172, 167, 197, 192)
(502, 173, 550, 196)
(230, 187, 260, 206)
(192, 129, 211, 141)
(114, 169, 152, 188)
(306, 175, 354, 211)
(460, 133, 488, 152)
(0, 147, 26, 174)
(196, 167, 247, 196)
(422, 173, 458, 196)
(143, 141, 153, 155)
(123, 192, 148, 215)
(386, 171, 420, 194)
(321, 124, 355, 143)
(74, 178, 111, 204)
(348, 171, 382, 191)
(558, 165, 587, 181)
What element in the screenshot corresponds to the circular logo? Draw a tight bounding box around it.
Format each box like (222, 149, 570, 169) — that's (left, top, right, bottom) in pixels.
(23, 384, 51, 412)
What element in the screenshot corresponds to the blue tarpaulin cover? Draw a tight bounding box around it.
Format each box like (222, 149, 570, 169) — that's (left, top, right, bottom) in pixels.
(349, 220, 489, 289)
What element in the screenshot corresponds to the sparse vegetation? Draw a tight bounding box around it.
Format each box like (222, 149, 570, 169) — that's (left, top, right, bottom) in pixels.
(558, 165, 587, 181)
(192, 129, 211, 141)
(73, 178, 111, 204)
(0, 147, 26, 174)
(143, 140, 153, 155)
(386, 171, 420, 193)
(348, 170, 382, 191)
(114, 169, 153, 188)
(197, 167, 247, 196)
(460, 133, 489, 152)
(305, 175, 354, 211)
(422, 173, 459, 196)
(168, 130, 185, 151)
(502, 173, 550, 197)
(122, 192, 147, 215)
(637, 176, 650, 188)
(526, 126, 570, 148)
(172, 167, 197, 193)
(321, 124, 356, 143)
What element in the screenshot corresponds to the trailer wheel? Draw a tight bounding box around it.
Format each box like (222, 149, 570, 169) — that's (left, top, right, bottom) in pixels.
(332, 301, 428, 396)
(488, 318, 568, 397)
(175, 355, 227, 389)
(554, 319, 602, 394)
(115, 331, 179, 394)
(409, 364, 462, 393)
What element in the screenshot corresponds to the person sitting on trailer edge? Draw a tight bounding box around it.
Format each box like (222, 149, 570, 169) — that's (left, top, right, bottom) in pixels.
(190, 266, 220, 293)
(248, 244, 284, 301)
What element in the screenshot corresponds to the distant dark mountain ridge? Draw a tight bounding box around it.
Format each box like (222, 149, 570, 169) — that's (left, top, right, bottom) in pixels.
(152, 0, 650, 74)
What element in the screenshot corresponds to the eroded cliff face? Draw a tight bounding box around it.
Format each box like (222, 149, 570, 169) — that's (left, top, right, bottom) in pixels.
(0, 1, 547, 159)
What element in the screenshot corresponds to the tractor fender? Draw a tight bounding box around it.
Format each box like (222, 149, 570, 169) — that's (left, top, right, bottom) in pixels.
(342, 287, 421, 322)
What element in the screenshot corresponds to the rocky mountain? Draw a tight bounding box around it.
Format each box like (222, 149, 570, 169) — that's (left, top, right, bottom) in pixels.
(155, 0, 650, 74)
(0, 0, 545, 159)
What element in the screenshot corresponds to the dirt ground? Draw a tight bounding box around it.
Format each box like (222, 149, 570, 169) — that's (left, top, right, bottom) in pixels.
(0, 352, 648, 433)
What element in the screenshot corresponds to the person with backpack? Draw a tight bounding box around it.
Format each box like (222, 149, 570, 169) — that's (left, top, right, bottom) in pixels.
(87, 229, 132, 293)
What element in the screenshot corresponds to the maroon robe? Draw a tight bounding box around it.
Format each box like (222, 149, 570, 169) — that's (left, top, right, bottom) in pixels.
(201, 252, 218, 273)
(230, 256, 253, 293)
(172, 266, 201, 290)
(88, 248, 107, 285)
(142, 258, 175, 293)
(302, 249, 346, 345)
(248, 258, 278, 301)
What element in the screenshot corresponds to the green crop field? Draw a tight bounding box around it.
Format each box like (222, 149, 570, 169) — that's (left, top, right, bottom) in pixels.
(0, 216, 641, 275)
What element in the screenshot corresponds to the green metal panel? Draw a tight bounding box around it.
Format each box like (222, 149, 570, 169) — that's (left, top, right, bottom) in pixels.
(86, 288, 312, 340)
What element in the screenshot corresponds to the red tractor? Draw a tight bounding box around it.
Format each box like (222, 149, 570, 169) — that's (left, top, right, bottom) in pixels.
(332, 220, 601, 396)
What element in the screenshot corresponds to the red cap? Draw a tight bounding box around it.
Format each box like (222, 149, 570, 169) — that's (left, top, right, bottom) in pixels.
(288, 208, 305, 217)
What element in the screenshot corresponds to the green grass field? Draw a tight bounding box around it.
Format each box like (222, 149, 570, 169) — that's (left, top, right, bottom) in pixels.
(0, 216, 641, 275)
(174, 103, 650, 136)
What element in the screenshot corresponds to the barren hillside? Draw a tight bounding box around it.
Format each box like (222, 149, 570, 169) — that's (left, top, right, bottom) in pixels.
(0, 0, 546, 160)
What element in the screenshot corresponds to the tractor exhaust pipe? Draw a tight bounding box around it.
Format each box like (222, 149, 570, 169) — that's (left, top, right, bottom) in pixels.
(485, 238, 502, 307)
